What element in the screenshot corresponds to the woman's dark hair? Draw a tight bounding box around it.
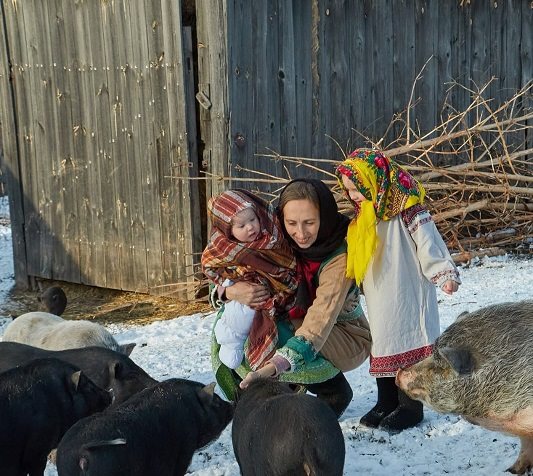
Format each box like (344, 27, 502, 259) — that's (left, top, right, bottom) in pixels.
(277, 179, 350, 261)
(278, 181, 320, 215)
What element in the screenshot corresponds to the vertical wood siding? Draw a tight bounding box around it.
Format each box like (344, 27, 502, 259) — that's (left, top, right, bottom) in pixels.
(0, 0, 200, 297)
(216, 0, 531, 186)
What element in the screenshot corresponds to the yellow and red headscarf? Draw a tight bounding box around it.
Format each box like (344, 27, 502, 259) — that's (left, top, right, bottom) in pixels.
(335, 149, 425, 285)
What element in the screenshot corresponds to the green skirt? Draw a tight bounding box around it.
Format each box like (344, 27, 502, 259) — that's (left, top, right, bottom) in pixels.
(211, 307, 339, 401)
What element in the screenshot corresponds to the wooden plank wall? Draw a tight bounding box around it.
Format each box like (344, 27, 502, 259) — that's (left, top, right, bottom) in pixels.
(0, 0, 27, 285)
(522, 0, 533, 164)
(0, 135, 5, 195)
(219, 0, 531, 187)
(0, 0, 200, 297)
(196, 0, 229, 199)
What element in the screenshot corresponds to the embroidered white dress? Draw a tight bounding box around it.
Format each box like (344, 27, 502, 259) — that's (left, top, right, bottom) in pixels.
(362, 206, 461, 376)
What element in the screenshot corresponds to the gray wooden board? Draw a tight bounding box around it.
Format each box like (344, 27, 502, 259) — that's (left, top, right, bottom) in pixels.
(12, 2, 42, 279)
(129, 0, 164, 292)
(254, 0, 281, 186)
(58, 0, 85, 284)
(392, 0, 416, 151)
(71, 2, 106, 288)
(228, 0, 253, 184)
(293, 1, 312, 160)
(107, 0, 143, 292)
(0, 0, 27, 285)
(88, 2, 121, 290)
(25, 1, 54, 278)
(183, 26, 203, 291)
(521, 1, 532, 161)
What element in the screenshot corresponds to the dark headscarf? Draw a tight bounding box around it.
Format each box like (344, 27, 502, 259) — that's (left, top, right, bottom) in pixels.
(278, 179, 350, 262)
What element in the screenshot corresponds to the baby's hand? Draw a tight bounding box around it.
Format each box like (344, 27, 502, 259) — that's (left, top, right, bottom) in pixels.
(441, 280, 459, 295)
(225, 282, 270, 308)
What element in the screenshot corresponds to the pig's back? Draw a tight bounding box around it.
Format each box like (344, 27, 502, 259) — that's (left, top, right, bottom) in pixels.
(2, 312, 122, 353)
(2, 312, 64, 345)
(439, 300, 533, 357)
(41, 321, 122, 352)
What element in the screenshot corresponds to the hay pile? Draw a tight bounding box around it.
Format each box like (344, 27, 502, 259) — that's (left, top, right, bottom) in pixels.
(3, 280, 211, 325)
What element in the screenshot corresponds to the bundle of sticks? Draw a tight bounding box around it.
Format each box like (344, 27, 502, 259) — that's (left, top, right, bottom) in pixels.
(239, 80, 533, 264)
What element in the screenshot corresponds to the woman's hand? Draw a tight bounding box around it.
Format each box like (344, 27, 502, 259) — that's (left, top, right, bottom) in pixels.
(441, 280, 459, 295)
(225, 282, 270, 309)
(239, 363, 277, 389)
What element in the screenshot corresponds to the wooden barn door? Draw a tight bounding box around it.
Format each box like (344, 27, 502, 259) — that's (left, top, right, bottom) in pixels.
(0, 0, 201, 298)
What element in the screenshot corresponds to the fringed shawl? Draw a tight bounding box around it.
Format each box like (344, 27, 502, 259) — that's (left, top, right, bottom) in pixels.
(336, 149, 425, 285)
(201, 189, 298, 369)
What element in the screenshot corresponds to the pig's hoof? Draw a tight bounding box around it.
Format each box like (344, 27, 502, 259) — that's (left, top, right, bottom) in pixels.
(506, 448, 533, 474)
(506, 461, 532, 474)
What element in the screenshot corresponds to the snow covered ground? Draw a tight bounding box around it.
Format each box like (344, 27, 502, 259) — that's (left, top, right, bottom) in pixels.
(0, 194, 532, 475)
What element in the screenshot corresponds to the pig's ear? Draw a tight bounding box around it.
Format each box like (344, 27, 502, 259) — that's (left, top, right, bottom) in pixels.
(71, 370, 82, 390)
(199, 382, 216, 404)
(109, 361, 123, 379)
(120, 343, 136, 356)
(455, 311, 469, 322)
(234, 384, 244, 403)
(440, 347, 477, 376)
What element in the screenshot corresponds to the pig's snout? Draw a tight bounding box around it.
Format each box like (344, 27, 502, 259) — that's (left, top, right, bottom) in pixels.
(396, 368, 426, 402)
(395, 368, 412, 390)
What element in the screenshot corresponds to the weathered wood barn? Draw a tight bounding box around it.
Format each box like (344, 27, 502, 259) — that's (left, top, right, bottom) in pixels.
(0, 0, 531, 298)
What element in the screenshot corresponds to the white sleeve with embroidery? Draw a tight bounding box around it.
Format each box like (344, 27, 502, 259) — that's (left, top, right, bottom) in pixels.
(405, 209, 461, 288)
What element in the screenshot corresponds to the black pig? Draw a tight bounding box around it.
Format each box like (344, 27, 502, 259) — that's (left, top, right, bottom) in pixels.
(0, 341, 157, 406)
(38, 285, 67, 315)
(56, 378, 234, 476)
(232, 378, 345, 476)
(0, 358, 111, 476)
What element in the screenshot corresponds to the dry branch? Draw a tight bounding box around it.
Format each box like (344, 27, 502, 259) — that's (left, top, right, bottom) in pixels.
(251, 81, 533, 255)
(452, 247, 508, 265)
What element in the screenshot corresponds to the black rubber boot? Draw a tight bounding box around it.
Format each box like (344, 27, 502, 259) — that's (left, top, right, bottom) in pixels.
(359, 377, 398, 428)
(306, 372, 353, 419)
(378, 388, 423, 433)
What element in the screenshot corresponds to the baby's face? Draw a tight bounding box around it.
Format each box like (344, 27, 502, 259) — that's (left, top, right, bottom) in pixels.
(231, 208, 261, 242)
